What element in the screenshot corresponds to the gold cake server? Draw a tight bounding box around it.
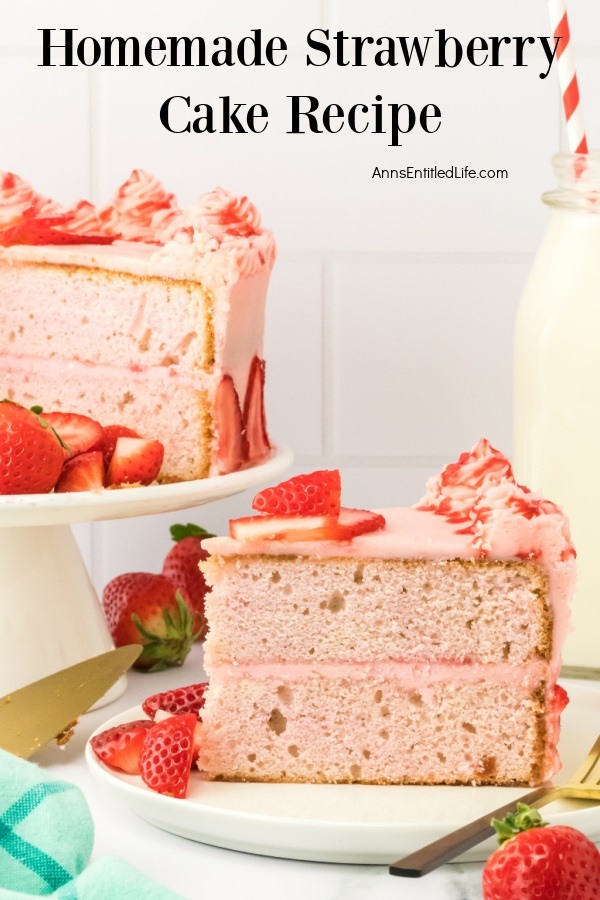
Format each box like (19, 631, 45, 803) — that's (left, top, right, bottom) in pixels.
(0, 645, 141, 758)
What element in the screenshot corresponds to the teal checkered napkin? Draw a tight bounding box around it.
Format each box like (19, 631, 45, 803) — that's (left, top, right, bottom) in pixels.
(0, 750, 180, 899)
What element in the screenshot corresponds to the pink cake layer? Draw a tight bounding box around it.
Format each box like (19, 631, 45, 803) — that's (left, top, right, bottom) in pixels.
(0, 254, 270, 480)
(197, 668, 557, 785)
(202, 555, 551, 667)
(1, 354, 209, 481)
(202, 506, 575, 669)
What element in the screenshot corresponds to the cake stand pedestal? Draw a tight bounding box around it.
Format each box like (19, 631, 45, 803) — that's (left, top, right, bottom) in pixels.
(0, 447, 292, 707)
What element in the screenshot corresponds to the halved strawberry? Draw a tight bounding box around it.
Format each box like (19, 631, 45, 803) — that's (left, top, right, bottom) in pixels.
(43, 412, 105, 458)
(230, 508, 386, 542)
(215, 375, 244, 475)
(142, 682, 208, 720)
(100, 424, 140, 467)
(243, 356, 271, 463)
(90, 719, 153, 774)
(139, 713, 197, 798)
(252, 470, 341, 517)
(106, 437, 164, 486)
(54, 450, 105, 493)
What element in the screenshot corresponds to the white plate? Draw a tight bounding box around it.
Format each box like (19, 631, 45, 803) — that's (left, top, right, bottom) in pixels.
(0, 445, 293, 526)
(86, 679, 600, 865)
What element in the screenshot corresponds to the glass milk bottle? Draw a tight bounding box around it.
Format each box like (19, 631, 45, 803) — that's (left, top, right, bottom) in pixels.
(514, 152, 600, 677)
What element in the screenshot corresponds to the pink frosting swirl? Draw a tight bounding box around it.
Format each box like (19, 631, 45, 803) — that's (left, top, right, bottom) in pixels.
(171, 187, 275, 276)
(188, 187, 262, 238)
(419, 438, 513, 524)
(99, 169, 182, 243)
(57, 200, 107, 235)
(418, 439, 575, 560)
(0, 172, 46, 226)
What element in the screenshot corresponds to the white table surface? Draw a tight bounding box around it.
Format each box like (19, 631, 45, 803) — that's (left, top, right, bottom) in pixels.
(33, 644, 506, 900)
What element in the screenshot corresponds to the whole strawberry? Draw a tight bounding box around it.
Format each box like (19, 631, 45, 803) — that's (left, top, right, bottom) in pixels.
(102, 572, 199, 671)
(483, 803, 600, 900)
(162, 524, 214, 640)
(0, 401, 65, 494)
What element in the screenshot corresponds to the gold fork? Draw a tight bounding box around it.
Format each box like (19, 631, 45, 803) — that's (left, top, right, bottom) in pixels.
(389, 733, 600, 878)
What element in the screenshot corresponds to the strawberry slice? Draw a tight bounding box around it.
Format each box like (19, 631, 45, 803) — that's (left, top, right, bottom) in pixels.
(43, 412, 105, 458)
(139, 713, 197, 798)
(142, 682, 208, 719)
(100, 424, 140, 467)
(252, 470, 341, 517)
(215, 375, 244, 475)
(243, 356, 271, 463)
(106, 437, 164, 486)
(0, 215, 116, 247)
(230, 508, 386, 542)
(90, 719, 153, 775)
(54, 450, 105, 493)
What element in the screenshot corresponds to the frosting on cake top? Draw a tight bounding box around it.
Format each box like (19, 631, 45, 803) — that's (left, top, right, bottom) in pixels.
(417, 437, 575, 562)
(0, 169, 275, 281)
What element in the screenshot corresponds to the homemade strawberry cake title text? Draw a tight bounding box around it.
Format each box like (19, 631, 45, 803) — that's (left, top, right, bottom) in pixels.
(40, 28, 559, 146)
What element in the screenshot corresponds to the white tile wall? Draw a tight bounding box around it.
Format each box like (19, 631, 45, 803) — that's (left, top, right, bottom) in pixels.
(2, 1, 599, 591)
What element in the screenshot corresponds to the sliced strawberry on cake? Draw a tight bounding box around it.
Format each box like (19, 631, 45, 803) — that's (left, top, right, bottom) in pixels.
(215, 375, 244, 475)
(230, 469, 386, 542)
(243, 355, 271, 463)
(253, 469, 341, 516)
(231, 508, 385, 542)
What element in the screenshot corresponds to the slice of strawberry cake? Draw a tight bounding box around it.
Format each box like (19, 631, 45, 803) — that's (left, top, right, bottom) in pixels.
(0, 171, 275, 482)
(198, 440, 575, 786)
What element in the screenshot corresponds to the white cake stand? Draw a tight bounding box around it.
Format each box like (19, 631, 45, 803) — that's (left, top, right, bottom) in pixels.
(0, 446, 293, 707)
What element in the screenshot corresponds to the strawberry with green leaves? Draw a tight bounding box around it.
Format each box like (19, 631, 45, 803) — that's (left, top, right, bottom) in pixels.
(0, 400, 65, 494)
(482, 803, 600, 899)
(162, 524, 214, 639)
(102, 573, 199, 671)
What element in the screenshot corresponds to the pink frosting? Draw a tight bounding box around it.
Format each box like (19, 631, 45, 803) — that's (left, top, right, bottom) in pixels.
(170, 187, 276, 277)
(98, 169, 182, 243)
(0, 170, 275, 276)
(57, 200, 107, 235)
(0, 172, 46, 226)
(417, 438, 575, 562)
(213, 659, 550, 690)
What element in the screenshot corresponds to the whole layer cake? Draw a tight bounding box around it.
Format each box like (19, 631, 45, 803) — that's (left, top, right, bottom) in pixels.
(198, 440, 575, 786)
(0, 171, 275, 481)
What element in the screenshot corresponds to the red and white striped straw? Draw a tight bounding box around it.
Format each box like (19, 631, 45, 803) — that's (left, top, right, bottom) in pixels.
(548, 0, 588, 154)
